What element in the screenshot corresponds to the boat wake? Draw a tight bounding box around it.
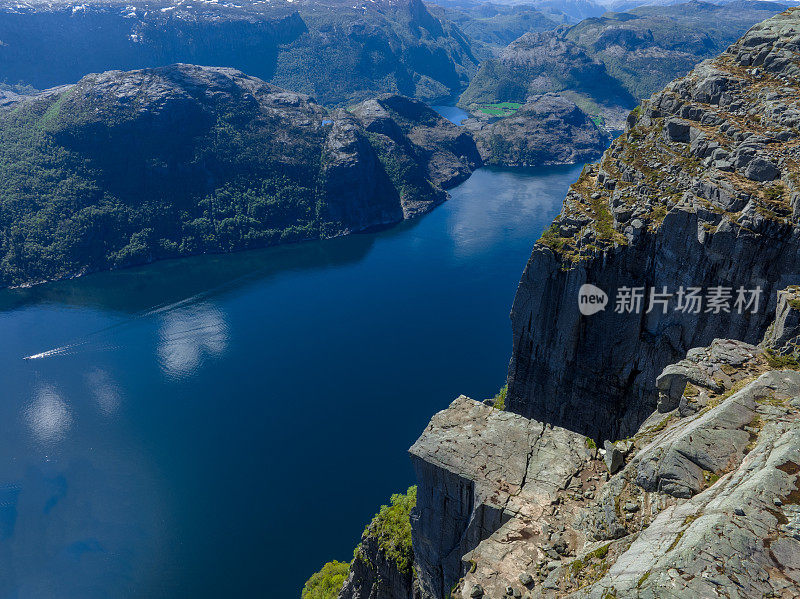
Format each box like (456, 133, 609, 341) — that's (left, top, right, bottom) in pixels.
(21, 292, 210, 361)
(23, 344, 82, 360)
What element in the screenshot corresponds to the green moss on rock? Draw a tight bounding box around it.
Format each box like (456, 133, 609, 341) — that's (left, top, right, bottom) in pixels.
(358, 486, 417, 575)
(302, 561, 350, 599)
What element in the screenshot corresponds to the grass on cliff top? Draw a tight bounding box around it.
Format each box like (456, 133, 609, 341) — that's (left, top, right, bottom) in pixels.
(764, 348, 800, 370)
(301, 560, 350, 599)
(488, 384, 507, 410)
(355, 486, 417, 575)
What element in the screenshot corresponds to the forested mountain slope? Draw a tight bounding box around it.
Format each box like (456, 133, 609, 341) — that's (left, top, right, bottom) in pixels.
(0, 65, 481, 287)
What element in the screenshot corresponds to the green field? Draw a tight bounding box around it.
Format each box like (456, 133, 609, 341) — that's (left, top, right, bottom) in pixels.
(477, 102, 521, 117)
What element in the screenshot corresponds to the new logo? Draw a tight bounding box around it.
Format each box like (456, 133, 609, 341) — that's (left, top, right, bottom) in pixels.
(578, 284, 608, 316)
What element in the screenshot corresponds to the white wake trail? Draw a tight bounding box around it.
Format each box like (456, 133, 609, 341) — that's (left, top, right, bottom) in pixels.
(21, 291, 217, 361)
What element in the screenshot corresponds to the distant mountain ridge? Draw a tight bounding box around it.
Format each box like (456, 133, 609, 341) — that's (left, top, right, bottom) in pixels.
(0, 0, 479, 106)
(459, 0, 788, 127)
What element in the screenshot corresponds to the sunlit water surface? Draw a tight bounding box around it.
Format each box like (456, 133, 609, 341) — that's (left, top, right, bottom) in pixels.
(0, 108, 585, 597)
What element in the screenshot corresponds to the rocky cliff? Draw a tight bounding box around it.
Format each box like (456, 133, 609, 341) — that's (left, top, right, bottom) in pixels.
(0, 65, 480, 287)
(411, 288, 800, 598)
(508, 7, 800, 441)
(400, 8, 800, 599)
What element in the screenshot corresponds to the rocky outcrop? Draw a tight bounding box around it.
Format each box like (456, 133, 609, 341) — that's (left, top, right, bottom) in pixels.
(465, 94, 609, 167)
(0, 65, 481, 287)
(409, 287, 800, 598)
(403, 11, 800, 598)
(507, 8, 800, 441)
(763, 286, 800, 358)
(409, 396, 592, 599)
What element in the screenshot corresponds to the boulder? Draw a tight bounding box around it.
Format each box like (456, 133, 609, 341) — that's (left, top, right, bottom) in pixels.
(743, 156, 780, 181)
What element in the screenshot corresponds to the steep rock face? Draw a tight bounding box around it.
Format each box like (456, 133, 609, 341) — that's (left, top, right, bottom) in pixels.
(507, 8, 800, 441)
(412, 288, 800, 599)
(409, 397, 591, 599)
(0, 65, 480, 287)
(466, 94, 609, 167)
(0, 0, 478, 105)
(339, 533, 417, 599)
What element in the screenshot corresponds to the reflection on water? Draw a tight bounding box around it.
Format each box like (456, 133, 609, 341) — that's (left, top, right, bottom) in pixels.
(85, 369, 122, 416)
(25, 385, 71, 444)
(431, 105, 469, 126)
(0, 163, 588, 599)
(446, 167, 572, 257)
(157, 304, 229, 379)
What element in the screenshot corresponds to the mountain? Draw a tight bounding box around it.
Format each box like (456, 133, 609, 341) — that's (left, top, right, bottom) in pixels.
(0, 0, 479, 106)
(431, 0, 608, 23)
(312, 7, 800, 599)
(464, 93, 610, 166)
(564, 0, 792, 98)
(459, 28, 637, 129)
(429, 2, 562, 54)
(0, 65, 481, 287)
(460, 1, 788, 127)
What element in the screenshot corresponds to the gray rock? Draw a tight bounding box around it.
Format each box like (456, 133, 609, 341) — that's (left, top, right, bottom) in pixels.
(408, 396, 588, 599)
(633, 373, 787, 497)
(665, 118, 692, 142)
(713, 159, 734, 171)
(743, 156, 780, 181)
(603, 440, 625, 474)
(762, 286, 800, 358)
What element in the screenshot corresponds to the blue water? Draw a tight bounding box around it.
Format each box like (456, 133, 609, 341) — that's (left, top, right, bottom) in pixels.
(431, 105, 469, 125)
(0, 163, 582, 599)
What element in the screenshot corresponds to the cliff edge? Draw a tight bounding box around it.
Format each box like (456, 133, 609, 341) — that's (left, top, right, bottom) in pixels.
(411, 286, 800, 599)
(407, 8, 800, 599)
(508, 7, 800, 441)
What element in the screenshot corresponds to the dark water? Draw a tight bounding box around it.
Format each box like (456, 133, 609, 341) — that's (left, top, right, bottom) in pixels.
(0, 162, 582, 599)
